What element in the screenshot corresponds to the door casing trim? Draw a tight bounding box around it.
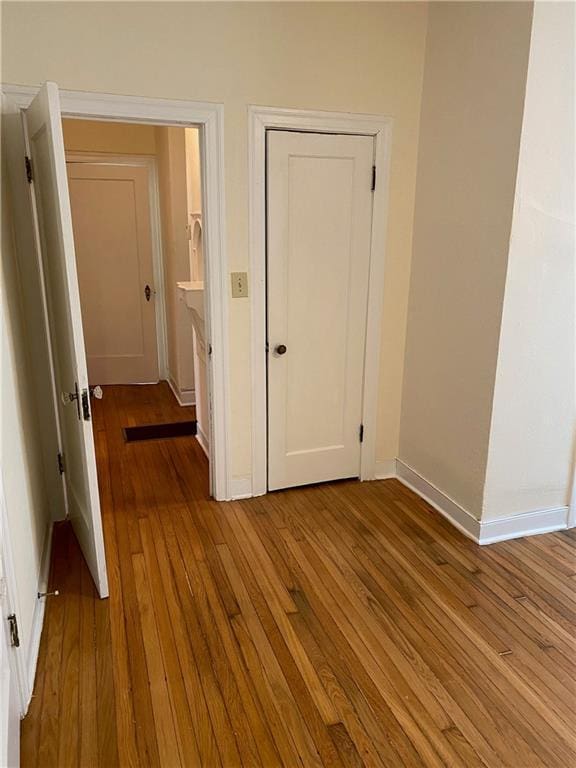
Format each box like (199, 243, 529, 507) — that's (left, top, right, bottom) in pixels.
(65, 152, 169, 384)
(0, 477, 29, 716)
(2, 84, 231, 500)
(249, 106, 393, 496)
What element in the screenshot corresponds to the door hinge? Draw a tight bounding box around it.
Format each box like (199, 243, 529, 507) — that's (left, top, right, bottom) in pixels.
(371, 166, 376, 192)
(359, 424, 364, 443)
(57, 452, 65, 475)
(7, 614, 20, 648)
(25, 155, 33, 184)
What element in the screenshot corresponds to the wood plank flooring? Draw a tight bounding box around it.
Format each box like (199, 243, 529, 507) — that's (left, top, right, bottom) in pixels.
(21, 383, 576, 767)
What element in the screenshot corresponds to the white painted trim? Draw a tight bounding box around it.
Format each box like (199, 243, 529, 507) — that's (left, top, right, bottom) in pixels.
(374, 459, 397, 480)
(196, 426, 210, 459)
(167, 376, 195, 407)
(2, 83, 231, 501)
(568, 460, 576, 529)
(65, 152, 169, 381)
(0, 480, 29, 715)
(395, 460, 480, 542)
(248, 105, 393, 496)
(229, 476, 253, 501)
(479, 507, 569, 545)
(0, 484, 53, 716)
(395, 459, 569, 545)
(26, 523, 53, 700)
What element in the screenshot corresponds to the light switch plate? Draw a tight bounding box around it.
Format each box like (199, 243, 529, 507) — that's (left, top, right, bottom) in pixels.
(231, 271, 249, 298)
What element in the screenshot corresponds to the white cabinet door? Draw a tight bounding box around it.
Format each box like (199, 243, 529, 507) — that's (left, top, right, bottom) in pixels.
(267, 130, 374, 491)
(25, 82, 108, 597)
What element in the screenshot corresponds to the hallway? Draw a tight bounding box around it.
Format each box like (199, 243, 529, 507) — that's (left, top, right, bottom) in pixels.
(21, 385, 576, 767)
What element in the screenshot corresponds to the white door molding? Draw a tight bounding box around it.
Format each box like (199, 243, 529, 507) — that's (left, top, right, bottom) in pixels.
(2, 84, 231, 501)
(0, 478, 29, 716)
(65, 152, 169, 382)
(249, 106, 393, 496)
(568, 459, 576, 529)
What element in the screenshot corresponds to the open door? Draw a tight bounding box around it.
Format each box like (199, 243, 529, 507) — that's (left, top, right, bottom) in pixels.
(24, 82, 108, 598)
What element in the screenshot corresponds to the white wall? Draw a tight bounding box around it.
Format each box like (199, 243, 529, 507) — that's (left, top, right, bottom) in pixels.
(1, 1, 429, 479)
(483, 2, 575, 519)
(399, 1, 534, 517)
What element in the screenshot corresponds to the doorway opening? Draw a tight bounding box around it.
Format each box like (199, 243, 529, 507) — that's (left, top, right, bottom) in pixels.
(63, 118, 210, 463)
(3, 83, 230, 607)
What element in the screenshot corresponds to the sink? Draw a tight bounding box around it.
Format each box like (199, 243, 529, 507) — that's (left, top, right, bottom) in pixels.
(177, 280, 204, 314)
(177, 281, 205, 339)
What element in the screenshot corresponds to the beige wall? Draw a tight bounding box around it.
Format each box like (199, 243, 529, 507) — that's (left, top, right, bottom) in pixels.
(399, 2, 533, 517)
(1, 169, 50, 662)
(2, 1, 429, 478)
(62, 118, 156, 155)
(156, 126, 195, 399)
(185, 128, 203, 282)
(483, 2, 575, 519)
(185, 128, 202, 217)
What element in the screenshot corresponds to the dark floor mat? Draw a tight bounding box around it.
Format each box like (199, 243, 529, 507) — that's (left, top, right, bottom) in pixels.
(123, 420, 197, 443)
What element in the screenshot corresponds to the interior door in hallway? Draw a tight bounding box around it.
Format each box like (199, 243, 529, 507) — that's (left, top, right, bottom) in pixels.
(67, 160, 159, 385)
(24, 82, 108, 597)
(267, 130, 374, 491)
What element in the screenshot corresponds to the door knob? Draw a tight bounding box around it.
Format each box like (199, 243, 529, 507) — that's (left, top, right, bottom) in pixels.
(61, 389, 78, 405)
(61, 383, 82, 420)
(275, 344, 287, 355)
(89, 385, 103, 400)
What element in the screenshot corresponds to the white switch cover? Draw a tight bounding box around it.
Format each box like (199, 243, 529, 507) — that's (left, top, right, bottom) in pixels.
(231, 271, 249, 298)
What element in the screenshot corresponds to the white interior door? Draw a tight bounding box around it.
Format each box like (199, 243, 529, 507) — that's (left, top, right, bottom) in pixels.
(24, 82, 108, 598)
(67, 161, 159, 385)
(267, 130, 374, 491)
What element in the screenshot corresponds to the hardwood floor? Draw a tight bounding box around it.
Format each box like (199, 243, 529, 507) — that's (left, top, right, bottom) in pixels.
(21, 383, 576, 767)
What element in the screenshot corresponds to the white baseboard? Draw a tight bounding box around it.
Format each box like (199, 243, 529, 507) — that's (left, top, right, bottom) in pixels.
(478, 506, 569, 544)
(395, 459, 569, 545)
(230, 475, 253, 500)
(374, 459, 397, 480)
(195, 424, 209, 458)
(235, 454, 568, 544)
(167, 377, 195, 407)
(395, 460, 480, 542)
(25, 521, 53, 709)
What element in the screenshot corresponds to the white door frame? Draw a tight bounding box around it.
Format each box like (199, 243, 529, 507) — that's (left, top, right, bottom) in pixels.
(0, 478, 28, 717)
(249, 106, 393, 496)
(2, 84, 231, 501)
(65, 152, 169, 382)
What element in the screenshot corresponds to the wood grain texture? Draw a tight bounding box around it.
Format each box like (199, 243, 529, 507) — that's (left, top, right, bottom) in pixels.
(21, 383, 576, 767)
